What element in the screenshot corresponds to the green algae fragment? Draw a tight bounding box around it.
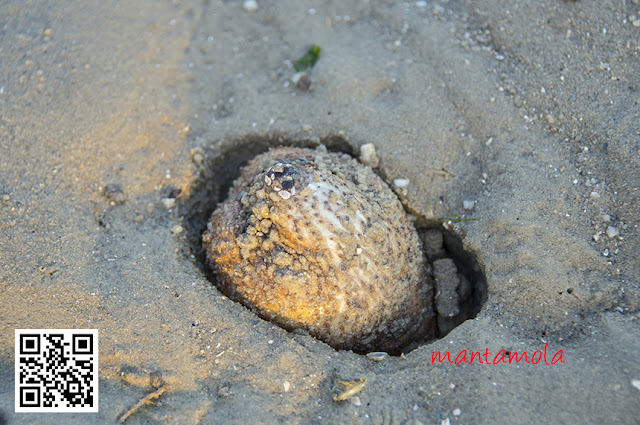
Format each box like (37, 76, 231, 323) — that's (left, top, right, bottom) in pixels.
(294, 45, 321, 72)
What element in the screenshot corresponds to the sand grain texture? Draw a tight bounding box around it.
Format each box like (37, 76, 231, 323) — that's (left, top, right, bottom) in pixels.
(1, 0, 639, 424)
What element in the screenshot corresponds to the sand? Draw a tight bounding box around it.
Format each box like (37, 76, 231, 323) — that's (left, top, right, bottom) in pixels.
(1, 0, 639, 424)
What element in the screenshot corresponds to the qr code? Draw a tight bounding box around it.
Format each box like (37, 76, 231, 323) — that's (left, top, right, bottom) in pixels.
(15, 329, 98, 412)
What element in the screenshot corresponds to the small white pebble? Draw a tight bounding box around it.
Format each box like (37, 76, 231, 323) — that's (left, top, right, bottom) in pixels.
(243, 0, 258, 12)
(416, 0, 427, 6)
(301, 124, 312, 132)
(278, 190, 291, 200)
(171, 224, 184, 235)
(162, 198, 176, 209)
(602, 214, 611, 222)
(192, 152, 204, 165)
(359, 143, 379, 168)
(351, 396, 361, 406)
(590, 191, 600, 199)
(453, 408, 461, 416)
(463, 200, 475, 210)
(366, 352, 389, 362)
(485, 137, 493, 146)
(606, 226, 619, 238)
(393, 178, 410, 188)
(190, 148, 204, 165)
(632, 379, 640, 391)
(283, 381, 290, 392)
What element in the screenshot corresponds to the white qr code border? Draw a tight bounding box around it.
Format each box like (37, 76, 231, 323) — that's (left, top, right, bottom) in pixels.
(15, 329, 99, 413)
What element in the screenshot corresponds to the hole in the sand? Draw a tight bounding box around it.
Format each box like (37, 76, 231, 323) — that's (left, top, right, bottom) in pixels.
(182, 135, 487, 355)
(416, 225, 488, 342)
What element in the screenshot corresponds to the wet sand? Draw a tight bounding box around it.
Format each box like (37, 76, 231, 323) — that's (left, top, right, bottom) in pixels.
(1, 1, 639, 423)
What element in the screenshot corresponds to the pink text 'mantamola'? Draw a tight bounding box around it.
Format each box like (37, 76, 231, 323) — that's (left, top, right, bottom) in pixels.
(432, 343, 564, 365)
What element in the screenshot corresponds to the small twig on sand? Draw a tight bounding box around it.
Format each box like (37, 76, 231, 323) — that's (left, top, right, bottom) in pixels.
(118, 385, 168, 423)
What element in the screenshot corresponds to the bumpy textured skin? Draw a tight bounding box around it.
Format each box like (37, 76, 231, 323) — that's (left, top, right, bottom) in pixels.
(203, 146, 435, 353)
